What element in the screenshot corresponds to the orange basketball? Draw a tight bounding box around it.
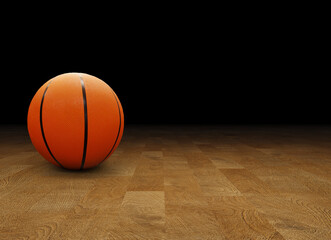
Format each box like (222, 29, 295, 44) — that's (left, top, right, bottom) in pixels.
(27, 73, 124, 170)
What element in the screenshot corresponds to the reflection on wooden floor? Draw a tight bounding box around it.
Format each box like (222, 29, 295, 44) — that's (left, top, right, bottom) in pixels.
(0, 125, 330, 239)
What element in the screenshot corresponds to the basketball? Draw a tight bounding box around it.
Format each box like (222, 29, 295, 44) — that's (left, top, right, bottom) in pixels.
(27, 73, 124, 170)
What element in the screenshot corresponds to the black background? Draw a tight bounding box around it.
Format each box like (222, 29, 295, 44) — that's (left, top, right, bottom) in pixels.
(1, 5, 328, 125)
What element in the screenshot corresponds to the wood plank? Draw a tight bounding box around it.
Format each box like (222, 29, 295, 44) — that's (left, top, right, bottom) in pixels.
(210, 156, 244, 169)
(127, 156, 164, 191)
(193, 168, 241, 196)
(166, 205, 226, 240)
(206, 196, 285, 239)
(127, 175, 164, 191)
(246, 194, 331, 239)
(220, 169, 275, 194)
(119, 191, 165, 239)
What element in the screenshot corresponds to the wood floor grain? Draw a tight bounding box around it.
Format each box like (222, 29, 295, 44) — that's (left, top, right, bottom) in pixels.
(0, 124, 331, 239)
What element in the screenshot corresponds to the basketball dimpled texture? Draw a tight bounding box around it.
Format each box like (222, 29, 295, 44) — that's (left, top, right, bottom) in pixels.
(27, 73, 124, 170)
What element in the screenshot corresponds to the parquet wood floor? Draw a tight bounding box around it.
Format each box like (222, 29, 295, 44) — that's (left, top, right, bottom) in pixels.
(0, 125, 330, 239)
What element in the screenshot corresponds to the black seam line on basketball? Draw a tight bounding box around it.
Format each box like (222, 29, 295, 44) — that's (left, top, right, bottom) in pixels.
(40, 80, 64, 168)
(100, 91, 122, 164)
(80, 76, 88, 170)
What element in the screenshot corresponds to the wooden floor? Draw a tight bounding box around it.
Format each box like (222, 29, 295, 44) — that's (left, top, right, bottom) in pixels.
(0, 124, 330, 240)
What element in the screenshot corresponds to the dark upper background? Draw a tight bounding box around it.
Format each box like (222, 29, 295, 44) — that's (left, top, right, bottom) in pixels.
(1, 5, 328, 125)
